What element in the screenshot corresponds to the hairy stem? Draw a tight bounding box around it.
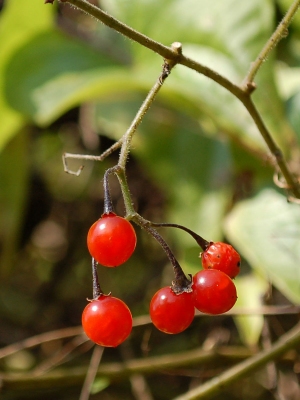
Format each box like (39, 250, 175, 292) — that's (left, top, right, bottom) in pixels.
(243, 0, 300, 89)
(117, 46, 181, 169)
(241, 96, 300, 197)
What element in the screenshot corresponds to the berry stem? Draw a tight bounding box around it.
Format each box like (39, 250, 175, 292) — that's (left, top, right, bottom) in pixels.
(134, 216, 191, 293)
(103, 166, 121, 214)
(150, 222, 210, 251)
(92, 258, 103, 299)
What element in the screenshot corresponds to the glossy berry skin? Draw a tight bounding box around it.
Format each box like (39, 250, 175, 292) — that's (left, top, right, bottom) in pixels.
(150, 287, 195, 334)
(201, 242, 241, 279)
(82, 296, 132, 347)
(192, 269, 237, 315)
(87, 213, 137, 267)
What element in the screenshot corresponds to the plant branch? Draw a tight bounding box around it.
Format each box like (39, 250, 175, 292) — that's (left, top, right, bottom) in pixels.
(117, 44, 181, 170)
(62, 140, 122, 176)
(59, 0, 242, 98)
(79, 345, 104, 400)
(57, 0, 300, 199)
(242, 0, 300, 89)
(172, 322, 300, 400)
(241, 96, 300, 198)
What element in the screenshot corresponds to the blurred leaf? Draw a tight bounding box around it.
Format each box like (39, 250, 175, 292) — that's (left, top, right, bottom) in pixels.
(4, 30, 121, 126)
(91, 377, 110, 394)
(0, 131, 30, 278)
(224, 189, 300, 304)
(276, 65, 300, 99)
(0, 0, 54, 150)
(234, 274, 268, 346)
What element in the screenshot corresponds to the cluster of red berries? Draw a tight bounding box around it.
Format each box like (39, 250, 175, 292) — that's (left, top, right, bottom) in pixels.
(81, 210, 240, 347)
(150, 242, 240, 334)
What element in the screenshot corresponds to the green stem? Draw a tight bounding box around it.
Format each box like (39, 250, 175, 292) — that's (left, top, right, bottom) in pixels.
(172, 322, 300, 400)
(241, 96, 300, 198)
(117, 47, 181, 170)
(242, 0, 300, 90)
(115, 167, 136, 217)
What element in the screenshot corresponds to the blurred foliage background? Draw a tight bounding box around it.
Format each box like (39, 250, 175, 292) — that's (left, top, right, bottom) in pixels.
(1, 0, 300, 399)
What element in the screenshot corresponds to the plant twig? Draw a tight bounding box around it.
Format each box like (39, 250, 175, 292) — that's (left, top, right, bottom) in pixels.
(62, 140, 122, 176)
(56, 0, 300, 199)
(172, 322, 300, 400)
(117, 45, 181, 170)
(58, 0, 242, 98)
(79, 345, 104, 400)
(241, 96, 300, 198)
(242, 0, 300, 90)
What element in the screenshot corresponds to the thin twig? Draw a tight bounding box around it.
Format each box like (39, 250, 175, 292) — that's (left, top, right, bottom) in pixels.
(242, 0, 300, 90)
(62, 140, 122, 175)
(241, 96, 300, 198)
(117, 44, 181, 169)
(32, 336, 93, 376)
(79, 345, 104, 400)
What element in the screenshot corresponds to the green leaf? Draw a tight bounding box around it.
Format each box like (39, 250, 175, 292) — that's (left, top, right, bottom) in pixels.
(91, 377, 110, 394)
(224, 189, 300, 304)
(0, 0, 54, 150)
(4, 30, 120, 126)
(234, 274, 268, 346)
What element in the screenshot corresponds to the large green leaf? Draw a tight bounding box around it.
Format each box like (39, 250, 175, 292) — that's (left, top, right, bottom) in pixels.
(224, 189, 300, 304)
(4, 30, 124, 126)
(0, 0, 54, 150)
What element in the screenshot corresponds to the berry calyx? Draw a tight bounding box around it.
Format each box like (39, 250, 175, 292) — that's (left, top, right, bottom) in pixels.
(150, 286, 195, 334)
(87, 212, 137, 267)
(82, 295, 132, 347)
(201, 242, 241, 279)
(192, 269, 237, 315)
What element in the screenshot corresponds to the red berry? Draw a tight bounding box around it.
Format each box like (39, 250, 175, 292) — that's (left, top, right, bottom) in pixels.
(192, 269, 237, 315)
(150, 287, 195, 334)
(82, 295, 132, 347)
(87, 212, 137, 267)
(201, 242, 240, 279)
